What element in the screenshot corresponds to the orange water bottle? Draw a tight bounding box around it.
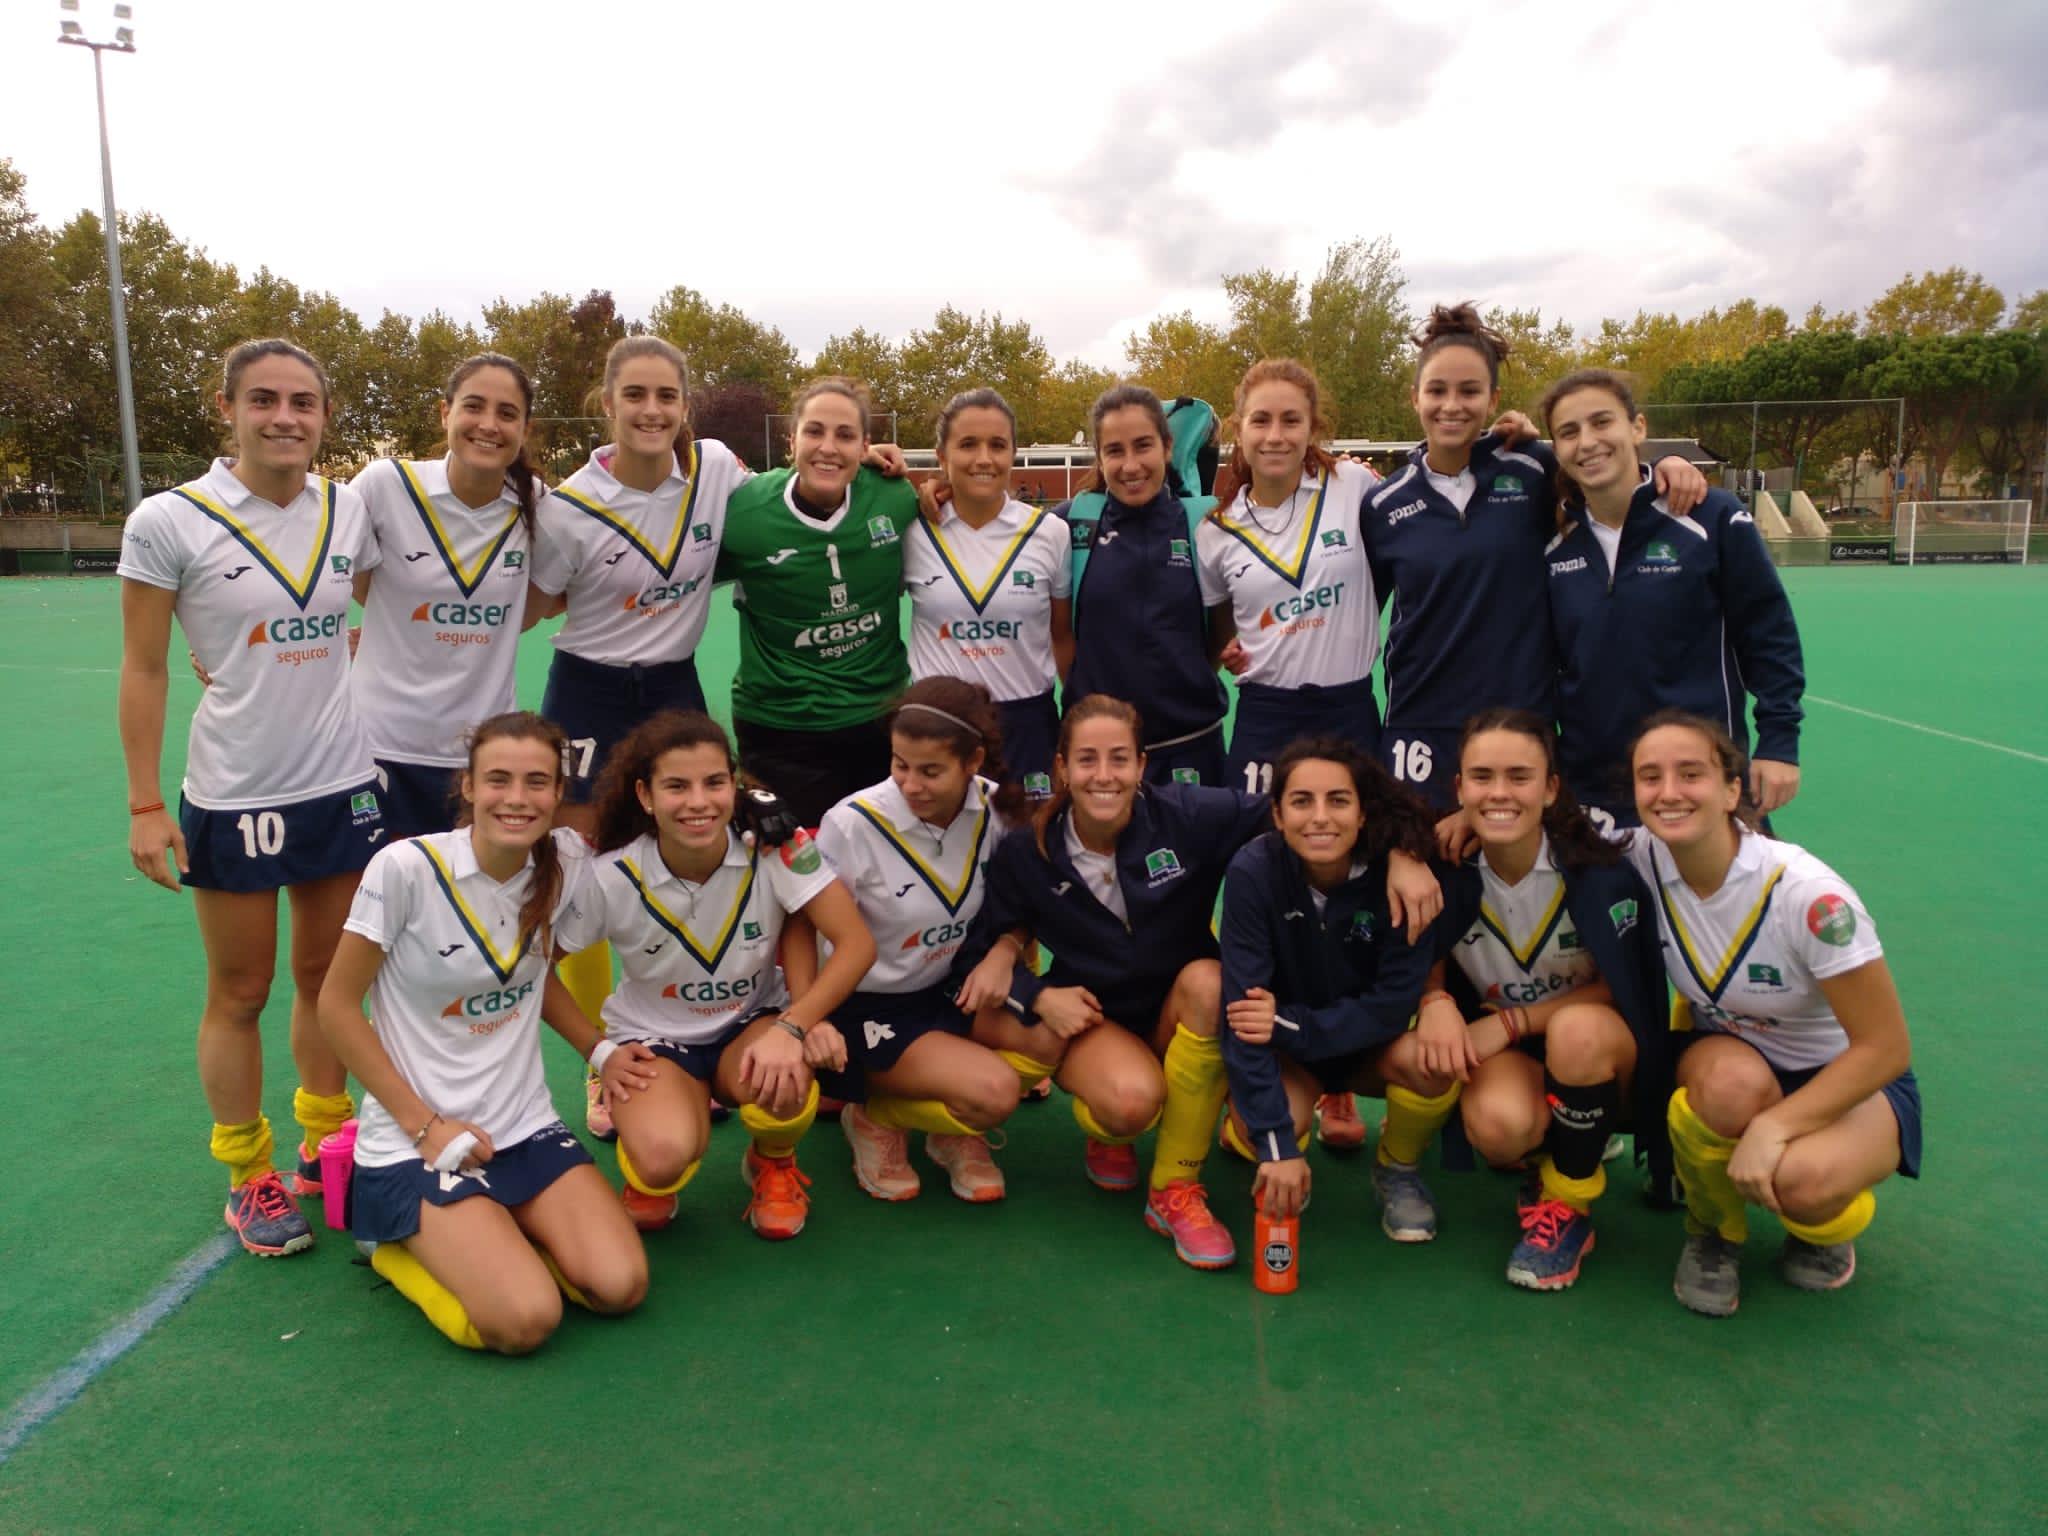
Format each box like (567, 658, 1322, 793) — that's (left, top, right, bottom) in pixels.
(1253, 1195, 1299, 1294)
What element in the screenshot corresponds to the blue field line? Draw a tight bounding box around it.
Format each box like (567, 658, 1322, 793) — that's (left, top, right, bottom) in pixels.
(0, 1232, 237, 1467)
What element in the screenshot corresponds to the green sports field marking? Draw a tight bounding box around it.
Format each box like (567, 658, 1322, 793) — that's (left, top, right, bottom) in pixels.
(1806, 695, 2048, 765)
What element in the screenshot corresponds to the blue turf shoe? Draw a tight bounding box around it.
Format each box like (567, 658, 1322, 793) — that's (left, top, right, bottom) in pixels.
(1372, 1160, 1438, 1242)
(1506, 1198, 1597, 1291)
(290, 1151, 322, 1198)
(224, 1170, 315, 1258)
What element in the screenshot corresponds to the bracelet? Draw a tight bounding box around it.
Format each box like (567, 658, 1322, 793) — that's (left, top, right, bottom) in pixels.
(411, 1112, 441, 1148)
(1501, 1007, 1527, 1045)
(1419, 989, 1454, 1011)
(588, 1038, 618, 1077)
(774, 1015, 807, 1043)
(129, 801, 165, 816)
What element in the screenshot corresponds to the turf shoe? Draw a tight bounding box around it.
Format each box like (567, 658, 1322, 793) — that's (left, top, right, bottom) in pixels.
(842, 1104, 919, 1201)
(1674, 1231, 1743, 1316)
(1372, 1160, 1439, 1242)
(1506, 1199, 1597, 1291)
(290, 1148, 323, 1198)
(1779, 1235, 1857, 1292)
(621, 1184, 677, 1232)
(224, 1170, 315, 1257)
(584, 1070, 616, 1142)
(1084, 1138, 1139, 1191)
(1315, 1093, 1367, 1152)
(743, 1148, 812, 1239)
(1144, 1180, 1236, 1269)
(926, 1133, 1006, 1203)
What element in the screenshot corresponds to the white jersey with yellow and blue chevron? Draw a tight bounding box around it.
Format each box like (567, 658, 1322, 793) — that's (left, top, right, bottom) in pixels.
(344, 827, 592, 1166)
(1622, 828, 1884, 1071)
(557, 826, 837, 1047)
(531, 440, 746, 667)
(117, 458, 378, 809)
(904, 498, 1070, 701)
(1447, 836, 1600, 1010)
(349, 455, 530, 766)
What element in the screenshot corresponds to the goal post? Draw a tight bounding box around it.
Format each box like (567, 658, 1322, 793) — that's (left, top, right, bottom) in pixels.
(1894, 501, 2031, 565)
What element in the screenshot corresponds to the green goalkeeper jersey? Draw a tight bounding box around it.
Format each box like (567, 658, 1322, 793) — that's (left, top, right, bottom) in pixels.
(718, 466, 917, 731)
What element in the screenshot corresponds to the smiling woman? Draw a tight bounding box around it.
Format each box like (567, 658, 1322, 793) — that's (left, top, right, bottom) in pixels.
(116, 337, 385, 1262)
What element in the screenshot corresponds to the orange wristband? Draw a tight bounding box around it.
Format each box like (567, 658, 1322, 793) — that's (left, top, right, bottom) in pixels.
(129, 801, 165, 816)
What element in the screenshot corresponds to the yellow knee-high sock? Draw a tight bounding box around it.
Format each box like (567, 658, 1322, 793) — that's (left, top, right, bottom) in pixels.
(616, 1141, 699, 1198)
(1782, 1188, 1875, 1247)
(371, 1243, 482, 1350)
(293, 1086, 355, 1163)
(740, 1081, 820, 1160)
(1073, 1096, 1158, 1144)
(210, 1116, 275, 1189)
(558, 943, 615, 1042)
(1538, 1156, 1608, 1214)
(1666, 1087, 1748, 1242)
(540, 1250, 593, 1311)
(997, 1049, 1059, 1095)
(1378, 1082, 1462, 1169)
(1150, 1024, 1226, 1190)
(864, 1096, 979, 1137)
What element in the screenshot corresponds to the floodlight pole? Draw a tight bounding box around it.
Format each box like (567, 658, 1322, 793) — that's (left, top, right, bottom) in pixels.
(61, 26, 143, 515)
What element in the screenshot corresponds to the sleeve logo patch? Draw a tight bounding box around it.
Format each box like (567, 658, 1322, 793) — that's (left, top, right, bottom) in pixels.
(1806, 894, 1857, 946)
(1608, 897, 1638, 936)
(781, 830, 822, 875)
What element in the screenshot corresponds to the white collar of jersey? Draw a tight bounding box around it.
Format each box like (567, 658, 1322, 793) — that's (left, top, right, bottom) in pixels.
(176, 459, 334, 612)
(1213, 472, 1329, 585)
(862, 774, 989, 836)
(630, 828, 751, 891)
(1479, 835, 1559, 883)
(1657, 826, 1768, 890)
(936, 497, 1031, 532)
(418, 830, 536, 982)
(394, 456, 521, 598)
(408, 454, 517, 511)
(782, 475, 850, 526)
(1423, 463, 1475, 489)
(435, 826, 540, 887)
(1652, 828, 1787, 1000)
(580, 446, 687, 503)
(202, 458, 258, 508)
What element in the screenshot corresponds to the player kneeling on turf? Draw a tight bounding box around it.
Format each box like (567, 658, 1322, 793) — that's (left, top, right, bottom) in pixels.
(1430, 710, 1674, 1291)
(1219, 739, 1449, 1241)
(565, 711, 874, 1241)
(318, 713, 652, 1353)
(1621, 711, 1920, 1317)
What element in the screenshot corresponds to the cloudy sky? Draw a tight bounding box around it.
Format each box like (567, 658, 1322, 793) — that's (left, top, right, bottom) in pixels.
(5, 0, 2044, 364)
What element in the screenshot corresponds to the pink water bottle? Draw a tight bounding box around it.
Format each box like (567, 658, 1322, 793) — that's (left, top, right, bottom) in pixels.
(318, 1119, 358, 1230)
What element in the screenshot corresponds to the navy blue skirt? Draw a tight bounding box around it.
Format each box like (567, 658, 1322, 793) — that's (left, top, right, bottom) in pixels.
(350, 1120, 594, 1243)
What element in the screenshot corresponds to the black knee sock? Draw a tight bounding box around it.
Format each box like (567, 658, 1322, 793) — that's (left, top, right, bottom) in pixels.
(1544, 1073, 1619, 1181)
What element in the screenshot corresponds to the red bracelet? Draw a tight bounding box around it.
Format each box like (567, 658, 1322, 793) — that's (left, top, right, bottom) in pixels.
(129, 801, 165, 817)
(1501, 1007, 1524, 1045)
(1419, 989, 1454, 1011)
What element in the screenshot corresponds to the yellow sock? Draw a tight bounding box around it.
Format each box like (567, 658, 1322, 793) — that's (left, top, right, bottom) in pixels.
(292, 1086, 355, 1164)
(1149, 1023, 1226, 1190)
(1073, 1095, 1158, 1144)
(1667, 1087, 1749, 1242)
(1378, 1082, 1461, 1169)
(371, 1243, 482, 1350)
(864, 1096, 979, 1136)
(558, 943, 615, 1044)
(740, 1080, 820, 1160)
(210, 1116, 275, 1189)
(616, 1141, 699, 1198)
(540, 1251, 593, 1312)
(1219, 1114, 1256, 1162)
(1783, 1188, 1875, 1247)
(1538, 1155, 1607, 1214)
(997, 1049, 1058, 1095)
(1671, 996, 1695, 1033)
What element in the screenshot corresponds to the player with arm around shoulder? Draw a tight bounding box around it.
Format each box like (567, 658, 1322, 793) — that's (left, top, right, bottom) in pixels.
(1541, 369, 1805, 825)
(1429, 709, 1675, 1291)
(905, 389, 1073, 801)
(1623, 710, 1918, 1317)
(348, 353, 544, 837)
(118, 339, 386, 1259)
(1362, 305, 1708, 811)
(816, 678, 1035, 1203)
(316, 713, 652, 1353)
(567, 710, 874, 1241)
(1219, 739, 1458, 1245)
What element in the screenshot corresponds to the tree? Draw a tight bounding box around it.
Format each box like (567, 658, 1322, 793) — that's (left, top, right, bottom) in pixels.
(228, 267, 375, 460)
(1038, 359, 1118, 446)
(2010, 291, 2048, 332)
(1584, 300, 1790, 402)
(0, 160, 62, 491)
(689, 380, 778, 470)
(1122, 311, 1241, 423)
(892, 307, 1055, 448)
(484, 289, 629, 464)
(812, 327, 902, 427)
(1297, 236, 1413, 436)
(1485, 307, 1579, 419)
(1854, 330, 2035, 490)
(1865, 268, 2005, 337)
(648, 285, 799, 398)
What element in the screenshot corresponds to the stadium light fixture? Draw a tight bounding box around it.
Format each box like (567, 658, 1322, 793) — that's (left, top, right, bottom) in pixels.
(56, 1, 143, 512)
